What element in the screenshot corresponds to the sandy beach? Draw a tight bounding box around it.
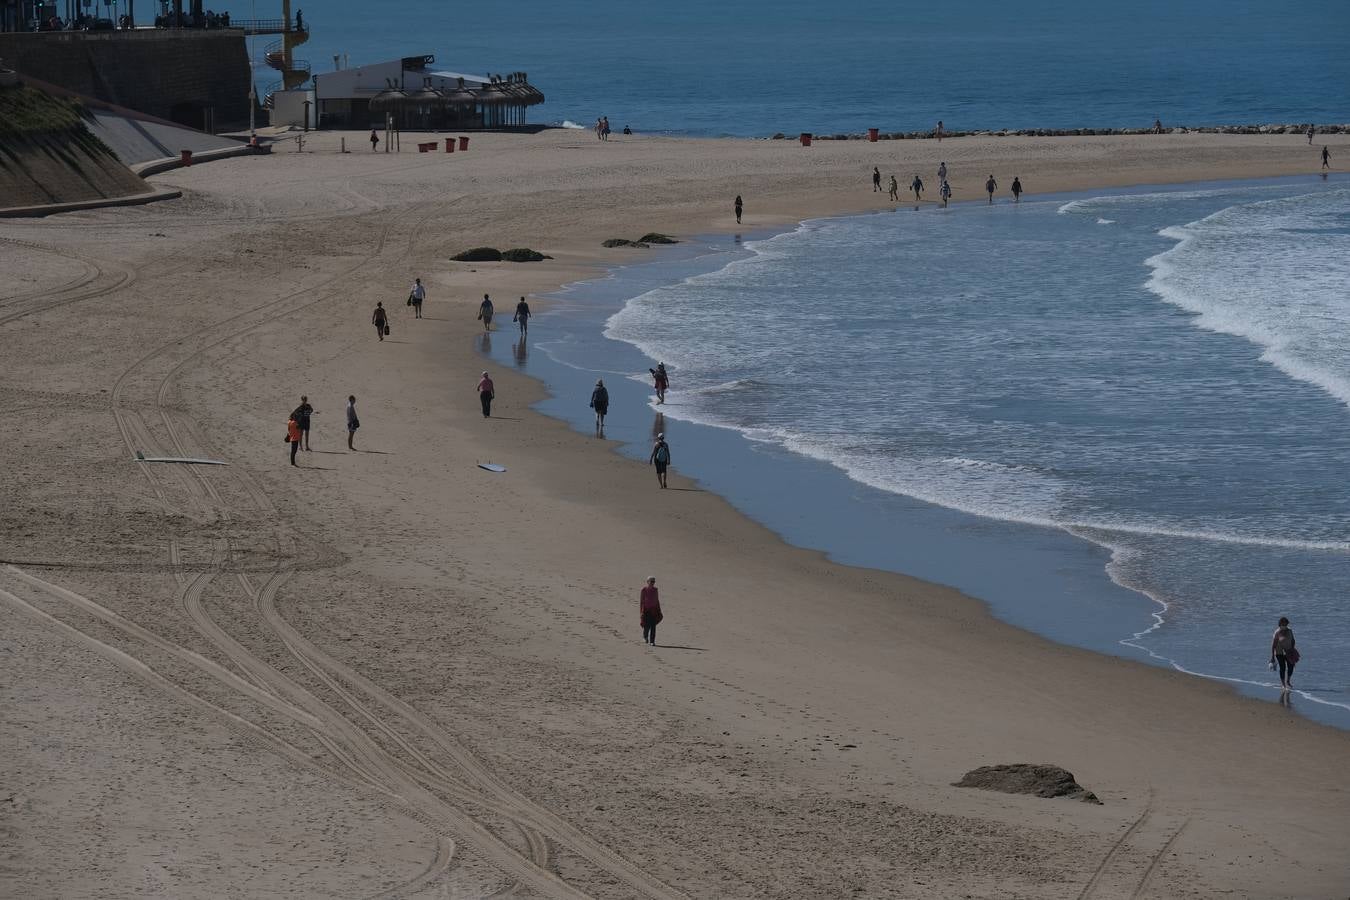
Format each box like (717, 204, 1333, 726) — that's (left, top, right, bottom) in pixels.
(3, 129, 1348, 899)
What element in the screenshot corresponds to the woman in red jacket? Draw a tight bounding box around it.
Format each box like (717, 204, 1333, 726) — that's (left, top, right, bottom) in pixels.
(640, 577, 663, 646)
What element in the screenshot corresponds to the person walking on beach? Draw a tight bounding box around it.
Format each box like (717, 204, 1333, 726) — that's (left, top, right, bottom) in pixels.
(935, 119, 945, 142)
(985, 175, 998, 204)
(910, 174, 924, 200)
(872, 167, 881, 192)
(286, 414, 302, 466)
(1011, 176, 1023, 202)
(477, 371, 495, 417)
(734, 194, 743, 225)
(513, 296, 531, 335)
(939, 180, 952, 208)
(371, 302, 388, 341)
(345, 395, 359, 450)
(1270, 616, 1299, 690)
(936, 162, 947, 186)
(408, 277, 425, 319)
(1308, 123, 1315, 145)
(650, 363, 669, 404)
(602, 116, 611, 140)
(290, 395, 315, 451)
(639, 576, 663, 645)
(590, 379, 609, 430)
(1153, 117, 1163, 134)
(1322, 146, 1331, 170)
(369, 128, 379, 151)
(477, 294, 494, 331)
(888, 175, 899, 201)
(649, 432, 671, 488)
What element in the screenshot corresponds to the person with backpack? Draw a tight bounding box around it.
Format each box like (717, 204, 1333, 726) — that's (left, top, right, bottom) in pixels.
(649, 432, 671, 488)
(1270, 617, 1299, 690)
(639, 576, 663, 646)
(590, 379, 609, 430)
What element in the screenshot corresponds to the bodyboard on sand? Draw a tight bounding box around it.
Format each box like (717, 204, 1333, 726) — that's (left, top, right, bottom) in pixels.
(134, 451, 228, 466)
(478, 463, 506, 473)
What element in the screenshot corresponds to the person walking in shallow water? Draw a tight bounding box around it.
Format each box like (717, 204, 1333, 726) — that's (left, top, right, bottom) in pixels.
(477, 294, 494, 331)
(939, 180, 952, 207)
(513, 296, 531, 335)
(1011, 176, 1023, 202)
(590, 379, 609, 430)
(734, 194, 743, 225)
(649, 363, 668, 404)
(1270, 616, 1299, 690)
(649, 432, 671, 488)
(640, 576, 663, 645)
(985, 175, 998, 204)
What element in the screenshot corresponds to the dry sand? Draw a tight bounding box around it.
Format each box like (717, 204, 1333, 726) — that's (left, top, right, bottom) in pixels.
(2, 129, 1348, 899)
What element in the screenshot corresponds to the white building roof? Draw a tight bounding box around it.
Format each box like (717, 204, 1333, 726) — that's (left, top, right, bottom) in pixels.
(313, 59, 491, 99)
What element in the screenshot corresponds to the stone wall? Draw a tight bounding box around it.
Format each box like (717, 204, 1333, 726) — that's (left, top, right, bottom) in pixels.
(0, 29, 251, 130)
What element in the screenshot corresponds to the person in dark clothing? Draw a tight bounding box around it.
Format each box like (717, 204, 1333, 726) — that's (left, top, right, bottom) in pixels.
(910, 174, 924, 200)
(984, 175, 998, 204)
(1323, 146, 1331, 170)
(513, 296, 531, 335)
(290, 395, 314, 451)
(734, 194, 743, 225)
(648, 432, 671, 488)
(286, 416, 301, 466)
(872, 167, 881, 192)
(1011, 176, 1023, 202)
(649, 363, 668, 404)
(477, 371, 495, 417)
(590, 379, 609, 430)
(639, 576, 662, 646)
(345, 395, 359, 450)
(369, 128, 379, 151)
(1270, 616, 1298, 690)
(371, 302, 388, 340)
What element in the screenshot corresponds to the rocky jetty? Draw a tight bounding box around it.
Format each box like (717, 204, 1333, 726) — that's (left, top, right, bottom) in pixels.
(770, 123, 1348, 140)
(451, 247, 552, 263)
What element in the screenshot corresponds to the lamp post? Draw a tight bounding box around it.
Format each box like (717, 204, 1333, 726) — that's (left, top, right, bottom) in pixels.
(248, 81, 256, 141)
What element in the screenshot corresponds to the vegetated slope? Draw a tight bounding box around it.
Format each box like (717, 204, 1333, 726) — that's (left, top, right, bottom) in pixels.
(0, 83, 149, 208)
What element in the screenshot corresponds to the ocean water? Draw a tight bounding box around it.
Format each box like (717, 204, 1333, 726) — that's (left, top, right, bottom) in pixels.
(482, 174, 1350, 727)
(248, 0, 1350, 136)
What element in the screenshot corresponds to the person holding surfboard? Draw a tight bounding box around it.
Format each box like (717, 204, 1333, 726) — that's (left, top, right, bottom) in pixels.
(477, 371, 495, 417)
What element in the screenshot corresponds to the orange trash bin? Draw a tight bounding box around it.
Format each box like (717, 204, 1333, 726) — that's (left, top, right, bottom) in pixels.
(458, 136, 470, 151)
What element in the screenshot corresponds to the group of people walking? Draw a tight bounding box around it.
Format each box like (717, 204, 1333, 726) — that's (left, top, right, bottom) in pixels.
(873, 164, 1024, 206)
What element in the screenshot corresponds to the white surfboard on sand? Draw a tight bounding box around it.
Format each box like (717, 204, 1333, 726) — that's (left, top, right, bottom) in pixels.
(134, 451, 228, 466)
(478, 463, 506, 473)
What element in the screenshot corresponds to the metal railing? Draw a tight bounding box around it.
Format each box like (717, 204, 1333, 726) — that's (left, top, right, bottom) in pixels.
(231, 18, 307, 35)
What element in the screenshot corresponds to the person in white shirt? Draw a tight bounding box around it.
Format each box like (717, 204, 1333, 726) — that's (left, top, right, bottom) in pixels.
(409, 278, 426, 319)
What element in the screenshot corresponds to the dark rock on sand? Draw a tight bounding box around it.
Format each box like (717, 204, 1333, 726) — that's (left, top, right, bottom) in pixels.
(450, 247, 503, 262)
(638, 233, 679, 244)
(500, 248, 552, 262)
(602, 238, 649, 248)
(953, 764, 1102, 804)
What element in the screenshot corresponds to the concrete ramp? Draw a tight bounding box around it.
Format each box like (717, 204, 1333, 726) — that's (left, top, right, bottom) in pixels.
(88, 108, 243, 166)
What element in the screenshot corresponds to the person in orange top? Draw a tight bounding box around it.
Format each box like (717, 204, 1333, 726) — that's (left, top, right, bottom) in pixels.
(286, 417, 302, 466)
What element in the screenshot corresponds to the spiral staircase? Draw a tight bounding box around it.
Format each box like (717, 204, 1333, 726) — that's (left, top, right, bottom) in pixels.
(261, 0, 310, 108)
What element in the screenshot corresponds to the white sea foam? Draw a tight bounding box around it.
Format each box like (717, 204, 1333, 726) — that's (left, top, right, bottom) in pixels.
(1096, 218, 1115, 225)
(1145, 187, 1350, 409)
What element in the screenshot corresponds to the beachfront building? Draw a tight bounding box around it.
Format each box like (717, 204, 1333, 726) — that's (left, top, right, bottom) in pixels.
(304, 55, 543, 131)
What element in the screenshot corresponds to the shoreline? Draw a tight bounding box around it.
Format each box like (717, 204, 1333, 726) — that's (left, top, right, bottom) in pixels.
(4, 129, 1350, 897)
(479, 173, 1350, 729)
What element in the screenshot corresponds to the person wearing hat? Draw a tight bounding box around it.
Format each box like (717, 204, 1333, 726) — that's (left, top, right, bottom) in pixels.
(648, 431, 671, 488)
(639, 576, 663, 646)
(589, 379, 609, 430)
(477, 371, 495, 417)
